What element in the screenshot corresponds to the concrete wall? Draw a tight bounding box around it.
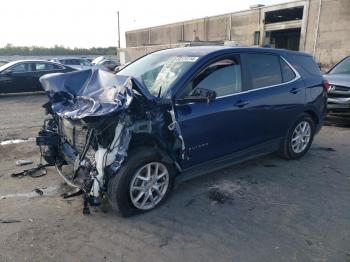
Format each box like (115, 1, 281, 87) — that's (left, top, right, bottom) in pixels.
(124, 0, 350, 70)
(309, 0, 350, 69)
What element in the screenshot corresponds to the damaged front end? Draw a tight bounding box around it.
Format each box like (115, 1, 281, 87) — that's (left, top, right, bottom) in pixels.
(36, 69, 183, 209)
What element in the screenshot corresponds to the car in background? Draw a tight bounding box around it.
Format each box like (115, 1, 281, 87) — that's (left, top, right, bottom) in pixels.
(323, 56, 350, 120)
(50, 58, 93, 70)
(92, 56, 120, 71)
(0, 60, 75, 94)
(0, 60, 9, 66)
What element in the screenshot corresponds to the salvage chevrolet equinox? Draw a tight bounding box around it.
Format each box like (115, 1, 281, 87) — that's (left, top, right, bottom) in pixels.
(37, 46, 328, 216)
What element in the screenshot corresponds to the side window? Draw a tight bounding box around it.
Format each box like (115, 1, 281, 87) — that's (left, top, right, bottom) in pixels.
(247, 54, 282, 89)
(11, 63, 31, 72)
(52, 64, 64, 70)
(187, 58, 242, 97)
(35, 63, 49, 71)
(80, 60, 91, 66)
(72, 60, 81, 66)
(280, 58, 296, 82)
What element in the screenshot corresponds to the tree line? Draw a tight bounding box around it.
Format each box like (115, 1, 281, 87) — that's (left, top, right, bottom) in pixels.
(0, 44, 117, 56)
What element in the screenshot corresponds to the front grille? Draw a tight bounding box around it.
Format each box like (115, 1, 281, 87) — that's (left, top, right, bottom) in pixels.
(328, 93, 350, 98)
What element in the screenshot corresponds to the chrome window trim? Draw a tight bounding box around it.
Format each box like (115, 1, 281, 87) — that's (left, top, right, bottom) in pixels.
(215, 55, 301, 100)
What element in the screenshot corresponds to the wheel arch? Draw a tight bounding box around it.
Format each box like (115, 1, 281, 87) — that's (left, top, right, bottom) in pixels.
(303, 108, 319, 126)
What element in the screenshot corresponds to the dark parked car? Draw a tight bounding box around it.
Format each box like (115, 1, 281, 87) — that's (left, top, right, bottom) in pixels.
(0, 60, 75, 93)
(323, 56, 350, 119)
(37, 47, 327, 216)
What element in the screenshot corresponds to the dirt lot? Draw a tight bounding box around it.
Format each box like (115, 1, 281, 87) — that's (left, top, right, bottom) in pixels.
(0, 94, 350, 262)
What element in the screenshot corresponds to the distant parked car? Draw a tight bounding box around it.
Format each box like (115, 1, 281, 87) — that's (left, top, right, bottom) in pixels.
(0, 60, 75, 94)
(92, 56, 120, 71)
(50, 58, 93, 70)
(0, 60, 9, 66)
(323, 56, 350, 119)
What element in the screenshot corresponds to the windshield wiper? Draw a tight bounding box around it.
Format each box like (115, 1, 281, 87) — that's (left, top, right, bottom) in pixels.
(157, 86, 162, 98)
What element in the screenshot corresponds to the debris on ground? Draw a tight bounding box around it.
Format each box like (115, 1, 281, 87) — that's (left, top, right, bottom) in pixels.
(33, 188, 44, 196)
(11, 164, 49, 178)
(207, 188, 235, 204)
(314, 147, 336, 152)
(15, 159, 34, 166)
(0, 219, 21, 224)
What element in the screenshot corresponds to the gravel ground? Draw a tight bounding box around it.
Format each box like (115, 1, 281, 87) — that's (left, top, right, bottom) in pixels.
(0, 94, 350, 262)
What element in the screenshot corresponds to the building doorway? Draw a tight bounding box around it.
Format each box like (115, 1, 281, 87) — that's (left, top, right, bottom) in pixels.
(265, 28, 301, 51)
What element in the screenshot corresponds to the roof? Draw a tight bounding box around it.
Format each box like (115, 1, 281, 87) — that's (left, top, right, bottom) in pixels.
(151, 46, 311, 57)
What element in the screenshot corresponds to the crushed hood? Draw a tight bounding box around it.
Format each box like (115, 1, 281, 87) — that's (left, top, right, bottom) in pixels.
(40, 69, 152, 120)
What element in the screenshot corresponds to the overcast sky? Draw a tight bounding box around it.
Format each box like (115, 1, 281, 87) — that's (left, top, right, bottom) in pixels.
(0, 0, 290, 48)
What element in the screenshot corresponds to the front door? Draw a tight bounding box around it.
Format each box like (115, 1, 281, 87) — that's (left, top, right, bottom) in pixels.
(175, 55, 255, 168)
(0, 62, 33, 93)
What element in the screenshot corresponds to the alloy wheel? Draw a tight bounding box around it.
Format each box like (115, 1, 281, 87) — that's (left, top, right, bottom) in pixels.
(291, 121, 311, 154)
(129, 162, 169, 210)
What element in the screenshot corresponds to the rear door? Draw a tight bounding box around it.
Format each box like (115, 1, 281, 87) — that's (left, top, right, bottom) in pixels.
(241, 52, 305, 141)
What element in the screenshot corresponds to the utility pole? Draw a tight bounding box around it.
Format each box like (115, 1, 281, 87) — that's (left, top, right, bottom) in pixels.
(117, 11, 121, 48)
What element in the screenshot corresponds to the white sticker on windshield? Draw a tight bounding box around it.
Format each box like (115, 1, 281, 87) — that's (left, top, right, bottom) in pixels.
(174, 56, 199, 62)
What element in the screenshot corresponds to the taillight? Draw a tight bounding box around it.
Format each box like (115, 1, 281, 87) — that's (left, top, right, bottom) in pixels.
(323, 80, 330, 92)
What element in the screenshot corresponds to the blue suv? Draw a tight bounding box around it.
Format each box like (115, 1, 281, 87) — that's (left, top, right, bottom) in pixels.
(37, 46, 327, 216)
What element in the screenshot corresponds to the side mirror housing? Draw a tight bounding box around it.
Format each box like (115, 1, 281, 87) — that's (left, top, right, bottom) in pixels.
(177, 88, 216, 105)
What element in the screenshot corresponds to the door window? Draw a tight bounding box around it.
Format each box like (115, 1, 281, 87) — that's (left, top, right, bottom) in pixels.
(35, 63, 49, 71)
(10, 63, 31, 73)
(183, 58, 242, 98)
(246, 53, 283, 89)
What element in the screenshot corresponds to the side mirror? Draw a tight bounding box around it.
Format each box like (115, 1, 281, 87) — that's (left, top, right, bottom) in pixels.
(177, 88, 216, 105)
(3, 70, 12, 75)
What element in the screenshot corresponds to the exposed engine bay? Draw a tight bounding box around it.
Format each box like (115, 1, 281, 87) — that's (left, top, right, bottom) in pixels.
(36, 69, 184, 212)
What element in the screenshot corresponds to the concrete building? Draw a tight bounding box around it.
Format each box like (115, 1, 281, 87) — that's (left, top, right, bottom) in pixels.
(123, 0, 350, 70)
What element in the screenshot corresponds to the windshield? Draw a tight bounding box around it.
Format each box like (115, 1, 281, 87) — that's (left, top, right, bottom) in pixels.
(117, 51, 199, 96)
(329, 57, 350, 75)
(0, 61, 18, 72)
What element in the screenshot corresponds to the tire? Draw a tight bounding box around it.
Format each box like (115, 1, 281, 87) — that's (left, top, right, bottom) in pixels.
(107, 146, 175, 217)
(279, 113, 315, 160)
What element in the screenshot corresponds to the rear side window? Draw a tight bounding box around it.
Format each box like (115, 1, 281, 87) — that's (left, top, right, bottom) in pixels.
(52, 64, 64, 70)
(280, 58, 296, 82)
(246, 54, 282, 89)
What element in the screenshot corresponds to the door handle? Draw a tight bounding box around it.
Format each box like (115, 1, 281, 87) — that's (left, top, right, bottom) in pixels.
(290, 87, 302, 94)
(234, 100, 250, 108)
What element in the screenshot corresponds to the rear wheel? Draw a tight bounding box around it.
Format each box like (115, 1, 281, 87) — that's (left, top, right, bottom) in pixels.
(279, 114, 315, 159)
(107, 147, 174, 217)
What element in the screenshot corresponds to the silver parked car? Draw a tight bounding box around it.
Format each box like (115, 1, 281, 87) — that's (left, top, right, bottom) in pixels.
(323, 56, 350, 120)
(50, 58, 93, 71)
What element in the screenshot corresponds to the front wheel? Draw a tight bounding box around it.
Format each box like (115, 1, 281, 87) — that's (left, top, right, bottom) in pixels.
(279, 114, 315, 159)
(107, 147, 174, 217)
